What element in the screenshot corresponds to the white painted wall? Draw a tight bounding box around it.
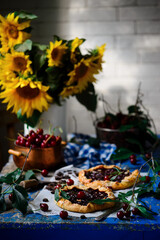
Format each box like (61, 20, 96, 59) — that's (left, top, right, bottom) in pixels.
(1, 0, 160, 137)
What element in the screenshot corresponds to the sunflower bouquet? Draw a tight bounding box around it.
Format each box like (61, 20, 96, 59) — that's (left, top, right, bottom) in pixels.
(0, 11, 105, 127)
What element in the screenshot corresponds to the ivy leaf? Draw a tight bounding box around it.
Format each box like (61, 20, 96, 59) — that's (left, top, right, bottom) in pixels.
(12, 185, 28, 215)
(54, 189, 60, 202)
(0, 168, 22, 184)
(14, 39, 32, 52)
(76, 83, 97, 112)
(0, 195, 6, 213)
(24, 170, 35, 180)
(61, 190, 70, 200)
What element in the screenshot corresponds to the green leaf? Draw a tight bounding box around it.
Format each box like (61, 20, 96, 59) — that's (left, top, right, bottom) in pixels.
(137, 205, 155, 219)
(61, 190, 70, 200)
(54, 189, 60, 202)
(0, 184, 2, 194)
(24, 170, 35, 180)
(119, 124, 135, 132)
(0, 195, 6, 213)
(0, 168, 22, 184)
(128, 105, 140, 114)
(17, 109, 42, 127)
(126, 138, 144, 153)
(14, 39, 32, 52)
(33, 43, 48, 51)
(76, 83, 97, 112)
(87, 137, 100, 148)
(14, 11, 38, 20)
(12, 185, 28, 215)
(111, 148, 133, 161)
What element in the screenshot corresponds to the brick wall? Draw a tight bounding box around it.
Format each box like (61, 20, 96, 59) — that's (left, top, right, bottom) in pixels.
(1, 0, 160, 136)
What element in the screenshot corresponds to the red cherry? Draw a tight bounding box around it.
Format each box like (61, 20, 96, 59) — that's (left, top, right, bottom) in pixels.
(60, 210, 68, 219)
(122, 203, 129, 211)
(129, 154, 136, 160)
(132, 207, 140, 215)
(124, 210, 131, 218)
(41, 169, 48, 177)
(130, 158, 137, 165)
(56, 136, 62, 143)
(25, 141, 31, 147)
(51, 135, 56, 141)
(145, 176, 151, 183)
(145, 153, 151, 159)
(16, 139, 20, 145)
(31, 132, 37, 139)
(117, 211, 124, 220)
(158, 172, 160, 176)
(36, 128, 43, 135)
(54, 184, 62, 189)
(41, 141, 47, 148)
(104, 175, 110, 181)
(44, 134, 50, 140)
(40, 203, 48, 212)
(50, 140, 56, 147)
(158, 182, 160, 188)
(77, 191, 85, 199)
(66, 179, 74, 186)
(9, 193, 13, 202)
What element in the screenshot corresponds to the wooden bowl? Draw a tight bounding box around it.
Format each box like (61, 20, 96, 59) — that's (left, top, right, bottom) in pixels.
(8, 142, 65, 170)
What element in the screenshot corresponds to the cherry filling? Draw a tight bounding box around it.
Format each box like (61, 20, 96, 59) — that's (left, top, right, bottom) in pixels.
(85, 167, 131, 182)
(63, 187, 108, 206)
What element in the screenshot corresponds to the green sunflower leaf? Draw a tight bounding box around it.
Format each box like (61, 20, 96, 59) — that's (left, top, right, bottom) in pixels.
(76, 83, 97, 112)
(14, 11, 38, 20)
(14, 39, 32, 52)
(17, 109, 41, 128)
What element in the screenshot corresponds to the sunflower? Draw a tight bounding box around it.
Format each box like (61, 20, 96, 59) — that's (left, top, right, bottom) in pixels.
(67, 58, 97, 92)
(91, 44, 106, 71)
(0, 78, 53, 118)
(2, 51, 32, 75)
(46, 40, 68, 67)
(70, 37, 84, 63)
(60, 86, 80, 98)
(0, 13, 31, 53)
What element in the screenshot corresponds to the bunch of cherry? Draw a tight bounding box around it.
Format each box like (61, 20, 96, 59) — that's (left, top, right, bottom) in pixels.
(15, 128, 62, 148)
(117, 203, 141, 220)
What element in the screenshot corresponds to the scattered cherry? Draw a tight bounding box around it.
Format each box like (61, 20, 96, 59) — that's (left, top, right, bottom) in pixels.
(41, 169, 48, 177)
(66, 179, 74, 186)
(60, 210, 68, 219)
(40, 203, 48, 211)
(130, 158, 136, 165)
(8, 193, 13, 202)
(145, 153, 151, 159)
(132, 207, 140, 215)
(122, 203, 129, 211)
(117, 211, 124, 220)
(124, 210, 131, 218)
(77, 191, 85, 199)
(129, 154, 136, 160)
(145, 176, 151, 183)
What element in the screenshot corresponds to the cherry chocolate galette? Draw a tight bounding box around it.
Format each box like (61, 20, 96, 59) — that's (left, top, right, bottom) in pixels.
(55, 185, 115, 213)
(78, 165, 140, 190)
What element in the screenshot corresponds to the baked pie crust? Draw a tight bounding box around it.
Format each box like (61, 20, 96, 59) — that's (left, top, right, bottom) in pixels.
(78, 165, 140, 190)
(55, 185, 116, 213)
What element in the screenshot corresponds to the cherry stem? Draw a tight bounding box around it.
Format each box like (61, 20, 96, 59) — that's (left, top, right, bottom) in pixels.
(18, 133, 28, 141)
(131, 154, 153, 201)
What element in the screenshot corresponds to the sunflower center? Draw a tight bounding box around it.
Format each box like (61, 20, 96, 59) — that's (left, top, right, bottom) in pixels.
(51, 48, 59, 60)
(75, 63, 88, 79)
(7, 25, 19, 39)
(16, 85, 40, 99)
(14, 57, 27, 71)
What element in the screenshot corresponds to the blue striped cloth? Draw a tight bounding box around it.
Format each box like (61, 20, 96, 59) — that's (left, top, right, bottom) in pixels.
(64, 133, 116, 169)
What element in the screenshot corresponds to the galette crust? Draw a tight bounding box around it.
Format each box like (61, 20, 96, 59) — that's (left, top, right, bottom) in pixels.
(78, 165, 140, 190)
(56, 185, 116, 213)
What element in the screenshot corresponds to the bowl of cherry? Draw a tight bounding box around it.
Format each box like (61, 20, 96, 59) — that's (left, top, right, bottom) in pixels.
(8, 128, 65, 170)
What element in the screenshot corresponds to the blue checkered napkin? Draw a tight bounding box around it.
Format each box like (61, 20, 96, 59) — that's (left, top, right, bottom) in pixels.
(64, 135, 116, 169)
